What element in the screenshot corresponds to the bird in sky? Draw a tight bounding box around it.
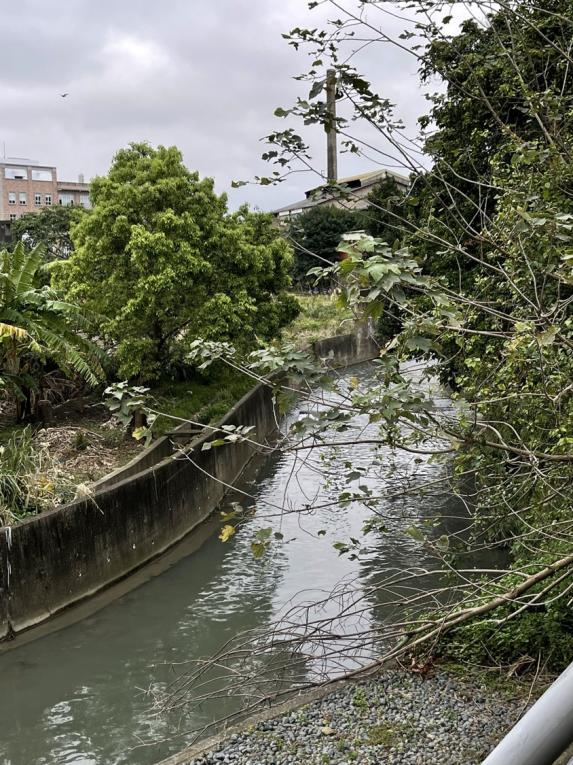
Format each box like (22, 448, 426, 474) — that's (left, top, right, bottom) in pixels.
(60, 93, 69, 98)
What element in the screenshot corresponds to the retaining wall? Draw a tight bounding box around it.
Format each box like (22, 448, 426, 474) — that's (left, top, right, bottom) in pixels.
(0, 329, 378, 642)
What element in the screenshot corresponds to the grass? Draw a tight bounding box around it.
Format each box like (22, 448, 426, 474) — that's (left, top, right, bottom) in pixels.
(366, 721, 410, 747)
(151, 295, 353, 434)
(150, 366, 255, 436)
(281, 292, 354, 349)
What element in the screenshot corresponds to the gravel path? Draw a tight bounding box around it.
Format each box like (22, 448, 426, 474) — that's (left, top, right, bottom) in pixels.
(186, 669, 532, 765)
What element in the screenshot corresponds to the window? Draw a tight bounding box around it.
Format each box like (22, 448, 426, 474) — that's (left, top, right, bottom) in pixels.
(59, 193, 74, 206)
(19, 192, 27, 206)
(31, 169, 53, 182)
(4, 167, 27, 180)
(8, 192, 16, 205)
(45, 194, 52, 206)
(9, 214, 17, 221)
(35, 193, 41, 206)
(79, 193, 91, 209)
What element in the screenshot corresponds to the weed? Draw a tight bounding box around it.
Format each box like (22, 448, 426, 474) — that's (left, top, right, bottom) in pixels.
(352, 688, 369, 712)
(73, 430, 90, 451)
(367, 722, 409, 747)
(281, 293, 353, 348)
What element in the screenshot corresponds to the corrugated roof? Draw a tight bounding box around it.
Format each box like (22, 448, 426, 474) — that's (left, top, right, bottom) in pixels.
(272, 168, 409, 215)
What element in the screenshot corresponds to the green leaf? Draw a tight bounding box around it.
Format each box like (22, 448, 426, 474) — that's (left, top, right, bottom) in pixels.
(405, 526, 425, 542)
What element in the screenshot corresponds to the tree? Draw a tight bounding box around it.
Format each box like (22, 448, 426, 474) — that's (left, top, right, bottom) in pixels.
(57, 143, 299, 381)
(161, 0, 573, 720)
(363, 175, 404, 241)
(286, 204, 364, 286)
(11, 205, 83, 262)
(0, 243, 106, 419)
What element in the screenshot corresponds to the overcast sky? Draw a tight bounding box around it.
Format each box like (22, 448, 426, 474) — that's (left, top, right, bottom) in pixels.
(1, 0, 430, 211)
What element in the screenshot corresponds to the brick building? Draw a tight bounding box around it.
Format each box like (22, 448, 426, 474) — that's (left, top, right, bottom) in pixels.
(0, 157, 91, 229)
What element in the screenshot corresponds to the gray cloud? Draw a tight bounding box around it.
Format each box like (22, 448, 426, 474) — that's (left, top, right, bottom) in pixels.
(0, 0, 430, 210)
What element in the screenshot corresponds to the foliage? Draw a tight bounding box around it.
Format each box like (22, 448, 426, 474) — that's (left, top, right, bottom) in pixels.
(216, 0, 573, 674)
(11, 205, 83, 263)
(56, 143, 299, 382)
(363, 175, 405, 241)
(103, 381, 157, 445)
(0, 426, 79, 525)
(0, 242, 106, 418)
(150, 365, 254, 435)
(280, 292, 353, 348)
(286, 204, 365, 286)
(0, 427, 42, 523)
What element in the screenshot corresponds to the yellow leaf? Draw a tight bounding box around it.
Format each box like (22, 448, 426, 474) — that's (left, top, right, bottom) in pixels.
(0, 323, 28, 340)
(219, 524, 236, 543)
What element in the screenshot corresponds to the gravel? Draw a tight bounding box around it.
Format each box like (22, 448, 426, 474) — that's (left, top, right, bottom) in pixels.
(185, 669, 531, 765)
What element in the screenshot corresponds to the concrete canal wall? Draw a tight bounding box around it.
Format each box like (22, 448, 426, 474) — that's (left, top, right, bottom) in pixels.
(0, 328, 379, 642)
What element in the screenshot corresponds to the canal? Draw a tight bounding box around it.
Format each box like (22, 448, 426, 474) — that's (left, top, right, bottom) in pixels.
(0, 362, 464, 764)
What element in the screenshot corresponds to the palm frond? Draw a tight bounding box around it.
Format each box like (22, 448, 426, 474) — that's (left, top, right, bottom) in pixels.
(0, 323, 29, 341)
(14, 244, 44, 294)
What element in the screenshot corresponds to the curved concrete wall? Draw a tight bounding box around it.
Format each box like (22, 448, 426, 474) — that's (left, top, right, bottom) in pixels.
(0, 329, 378, 642)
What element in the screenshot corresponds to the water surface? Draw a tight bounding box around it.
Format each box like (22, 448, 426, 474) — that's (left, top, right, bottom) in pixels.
(0, 363, 465, 765)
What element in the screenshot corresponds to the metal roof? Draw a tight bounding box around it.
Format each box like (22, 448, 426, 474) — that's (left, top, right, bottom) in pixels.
(273, 168, 409, 215)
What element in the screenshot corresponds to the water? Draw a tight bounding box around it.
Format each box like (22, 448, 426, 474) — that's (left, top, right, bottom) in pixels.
(0, 363, 467, 765)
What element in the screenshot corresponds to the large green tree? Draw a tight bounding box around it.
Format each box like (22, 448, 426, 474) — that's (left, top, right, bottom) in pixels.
(11, 205, 83, 262)
(286, 204, 364, 286)
(57, 143, 298, 381)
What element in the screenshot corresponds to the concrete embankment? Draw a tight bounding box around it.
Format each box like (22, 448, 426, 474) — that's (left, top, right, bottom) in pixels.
(0, 327, 378, 643)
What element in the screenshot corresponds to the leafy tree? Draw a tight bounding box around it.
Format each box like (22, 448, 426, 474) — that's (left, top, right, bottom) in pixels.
(177, 0, 573, 691)
(0, 243, 106, 419)
(11, 205, 83, 262)
(363, 175, 405, 241)
(57, 143, 298, 381)
(286, 204, 364, 286)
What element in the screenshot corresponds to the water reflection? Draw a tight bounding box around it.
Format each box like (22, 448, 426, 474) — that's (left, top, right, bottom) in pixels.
(0, 362, 464, 765)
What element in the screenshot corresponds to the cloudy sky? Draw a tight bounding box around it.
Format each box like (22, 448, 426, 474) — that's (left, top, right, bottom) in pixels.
(1, 0, 430, 211)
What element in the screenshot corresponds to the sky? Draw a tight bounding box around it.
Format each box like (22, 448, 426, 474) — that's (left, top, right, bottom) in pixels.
(0, 0, 431, 211)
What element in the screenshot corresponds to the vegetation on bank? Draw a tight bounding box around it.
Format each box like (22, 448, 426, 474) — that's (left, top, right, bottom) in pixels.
(180, 0, 573, 684)
(0, 145, 311, 524)
(280, 293, 353, 348)
(0, 291, 334, 524)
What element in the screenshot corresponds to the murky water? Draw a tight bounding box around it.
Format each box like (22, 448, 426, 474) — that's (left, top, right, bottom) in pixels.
(0, 363, 468, 765)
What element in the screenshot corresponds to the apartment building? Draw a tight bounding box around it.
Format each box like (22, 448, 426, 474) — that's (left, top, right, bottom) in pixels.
(57, 175, 91, 209)
(0, 158, 57, 221)
(0, 158, 90, 224)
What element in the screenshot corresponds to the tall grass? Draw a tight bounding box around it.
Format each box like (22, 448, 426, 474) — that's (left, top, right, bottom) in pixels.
(280, 292, 354, 348)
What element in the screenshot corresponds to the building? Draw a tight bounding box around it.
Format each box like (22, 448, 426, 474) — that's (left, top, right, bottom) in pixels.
(57, 175, 91, 209)
(0, 158, 58, 222)
(0, 157, 91, 231)
(272, 168, 409, 224)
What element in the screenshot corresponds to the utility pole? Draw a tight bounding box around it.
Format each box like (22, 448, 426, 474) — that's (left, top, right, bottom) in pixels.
(326, 68, 338, 183)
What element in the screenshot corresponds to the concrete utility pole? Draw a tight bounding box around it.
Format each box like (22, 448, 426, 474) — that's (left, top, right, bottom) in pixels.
(326, 68, 338, 183)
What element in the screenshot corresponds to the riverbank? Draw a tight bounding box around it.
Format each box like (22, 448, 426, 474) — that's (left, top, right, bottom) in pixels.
(161, 665, 540, 765)
(0, 292, 350, 524)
